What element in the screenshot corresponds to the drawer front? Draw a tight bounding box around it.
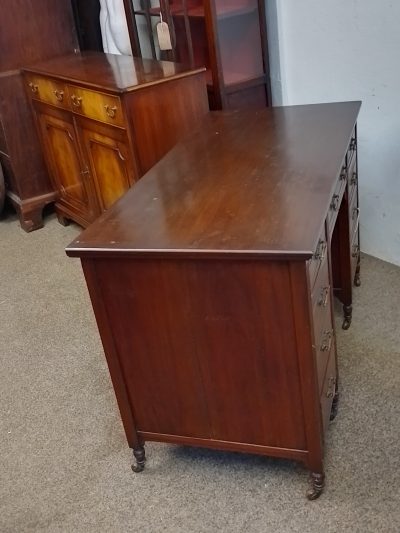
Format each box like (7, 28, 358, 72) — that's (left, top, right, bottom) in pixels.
(311, 253, 330, 320)
(350, 230, 360, 282)
(67, 85, 125, 128)
(320, 349, 337, 434)
(314, 314, 335, 393)
(349, 191, 360, 240)
(25, 74, 69, 109)
(327, 167, 347, 236)
(348, 155, 358, 206)
(346, 129, 357, 168)
(308, 225, 328, 290)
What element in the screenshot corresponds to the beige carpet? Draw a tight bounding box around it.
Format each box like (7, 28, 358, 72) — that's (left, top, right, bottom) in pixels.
(1, 210, 399, 533)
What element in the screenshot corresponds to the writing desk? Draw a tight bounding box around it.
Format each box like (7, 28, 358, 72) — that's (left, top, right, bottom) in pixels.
(66, 102, 361, 499)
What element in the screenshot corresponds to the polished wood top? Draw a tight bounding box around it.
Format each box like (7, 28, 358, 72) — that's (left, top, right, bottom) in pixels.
(23, 51, 205, 93)
(67, 102, 361, 260)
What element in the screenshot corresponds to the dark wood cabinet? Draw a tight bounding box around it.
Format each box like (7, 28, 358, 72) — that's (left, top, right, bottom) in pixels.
(66, 102, 361, 500)
(24, 52, 208, 227)
(123, 0, 271, 109)
(0, 0, 78, 231)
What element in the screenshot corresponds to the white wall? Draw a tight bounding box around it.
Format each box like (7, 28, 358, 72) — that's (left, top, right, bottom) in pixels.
(266, 0, 400, 266)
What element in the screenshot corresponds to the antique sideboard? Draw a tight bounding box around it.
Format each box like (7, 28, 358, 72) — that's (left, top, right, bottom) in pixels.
(23, 52, 208, 228)
(66, 101, 361, 499)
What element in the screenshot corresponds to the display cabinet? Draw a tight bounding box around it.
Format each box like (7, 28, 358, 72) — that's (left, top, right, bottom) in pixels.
(123, 0, 271, 109)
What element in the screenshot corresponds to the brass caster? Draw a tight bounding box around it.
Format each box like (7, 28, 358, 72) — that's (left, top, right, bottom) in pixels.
(342, 318, 351, 330)
(306, 472, 325, 500)
(132, 446, 146, 473)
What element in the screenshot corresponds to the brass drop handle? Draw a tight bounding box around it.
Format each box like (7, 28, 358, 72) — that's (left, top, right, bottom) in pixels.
(352, 244, 360, 258)
(320, 329, 333, 353)
(105, 104, 117, 118)
(314, 239, 327, 262)
(326, 377, 336, 398)
(29, 82, 38, 93)
(71, 94, 83, 108)
(340, 167, 347, 181)
(318, 286, 330, 307)
(330, 194, 340, 211)
(349, 138, 357, 151)
(54, 89, 64, 102)
(350, 171, 357, 186)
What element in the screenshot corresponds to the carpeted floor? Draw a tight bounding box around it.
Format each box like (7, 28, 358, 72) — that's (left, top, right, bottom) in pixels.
(1, 210, 399, 533)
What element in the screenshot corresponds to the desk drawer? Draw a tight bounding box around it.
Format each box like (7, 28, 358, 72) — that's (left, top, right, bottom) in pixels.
(349, 192, 360, 240)
(320, 348, 337, 434)
(308, 226, 327, 290)
(25, 74, 69, 109)
(327, 168, 346, 236)
(346, 130, 357, 168)
(67, 85, 125, 128)
(351, 229, 360, 282)
(348, 156, 358, 206)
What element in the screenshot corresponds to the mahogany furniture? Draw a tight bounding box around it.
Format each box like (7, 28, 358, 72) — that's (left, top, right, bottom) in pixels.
(0, 0, 78, 231)
(122, 0, 271, 109)
(23, 52, 208, 227)
(66, 101, 361, 499)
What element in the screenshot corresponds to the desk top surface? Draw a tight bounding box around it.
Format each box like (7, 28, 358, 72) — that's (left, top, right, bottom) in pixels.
(67, 101, 361, 260)
(23, 52, 205, 93)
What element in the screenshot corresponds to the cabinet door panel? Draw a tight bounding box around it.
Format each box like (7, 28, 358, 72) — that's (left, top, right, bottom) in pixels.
(37, 108, 93, 215)
(78, 120, 136, 211)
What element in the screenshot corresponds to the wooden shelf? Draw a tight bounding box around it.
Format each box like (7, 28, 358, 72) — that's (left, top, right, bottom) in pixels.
(145, 2, 256, 19)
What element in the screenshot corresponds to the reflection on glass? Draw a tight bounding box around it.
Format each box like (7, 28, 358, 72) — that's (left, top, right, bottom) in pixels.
(214, 0, 263, 86)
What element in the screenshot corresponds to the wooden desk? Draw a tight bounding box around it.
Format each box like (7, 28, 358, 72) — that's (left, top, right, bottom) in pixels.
(66, 102, 361, 499)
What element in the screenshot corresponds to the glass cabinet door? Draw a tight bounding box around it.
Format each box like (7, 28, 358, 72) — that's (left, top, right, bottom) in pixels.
(123, 0, 270, 109)
(214, 0, 264, 86)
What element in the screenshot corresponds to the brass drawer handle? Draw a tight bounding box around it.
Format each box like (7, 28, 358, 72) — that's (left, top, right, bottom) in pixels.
(326, 377, 336, 398)
(71, 95, 83, 108)
(349, 138, 357, 151)
(350, 171, 357, 187)
(340, 167, 347, 181)
(318, 286, 330, 307)
(314, 239, 327, 262)
(352, 206, 360, 221)
(352, 243, 360, 258)
(104, 104, 117, 118)
(54, 89, 64, 102)
(29, 82, 38, 94)
(320, 329, 333, 352)
(330, 194, 340, 211)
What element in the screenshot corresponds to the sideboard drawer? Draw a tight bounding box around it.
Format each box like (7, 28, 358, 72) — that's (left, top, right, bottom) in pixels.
(67, 85, 125, 128)
(26, 74, 69, 109)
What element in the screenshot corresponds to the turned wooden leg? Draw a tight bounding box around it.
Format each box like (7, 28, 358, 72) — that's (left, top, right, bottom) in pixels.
(307, 472, 325, 500)
(330, 382, 339, 421)
(354, 257, 361, 287)
(342, 304, 352, 330)
(131, 445, 146, 473)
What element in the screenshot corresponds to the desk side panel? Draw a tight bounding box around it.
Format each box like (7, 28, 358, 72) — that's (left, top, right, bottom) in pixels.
(92, 257, 307, 452)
